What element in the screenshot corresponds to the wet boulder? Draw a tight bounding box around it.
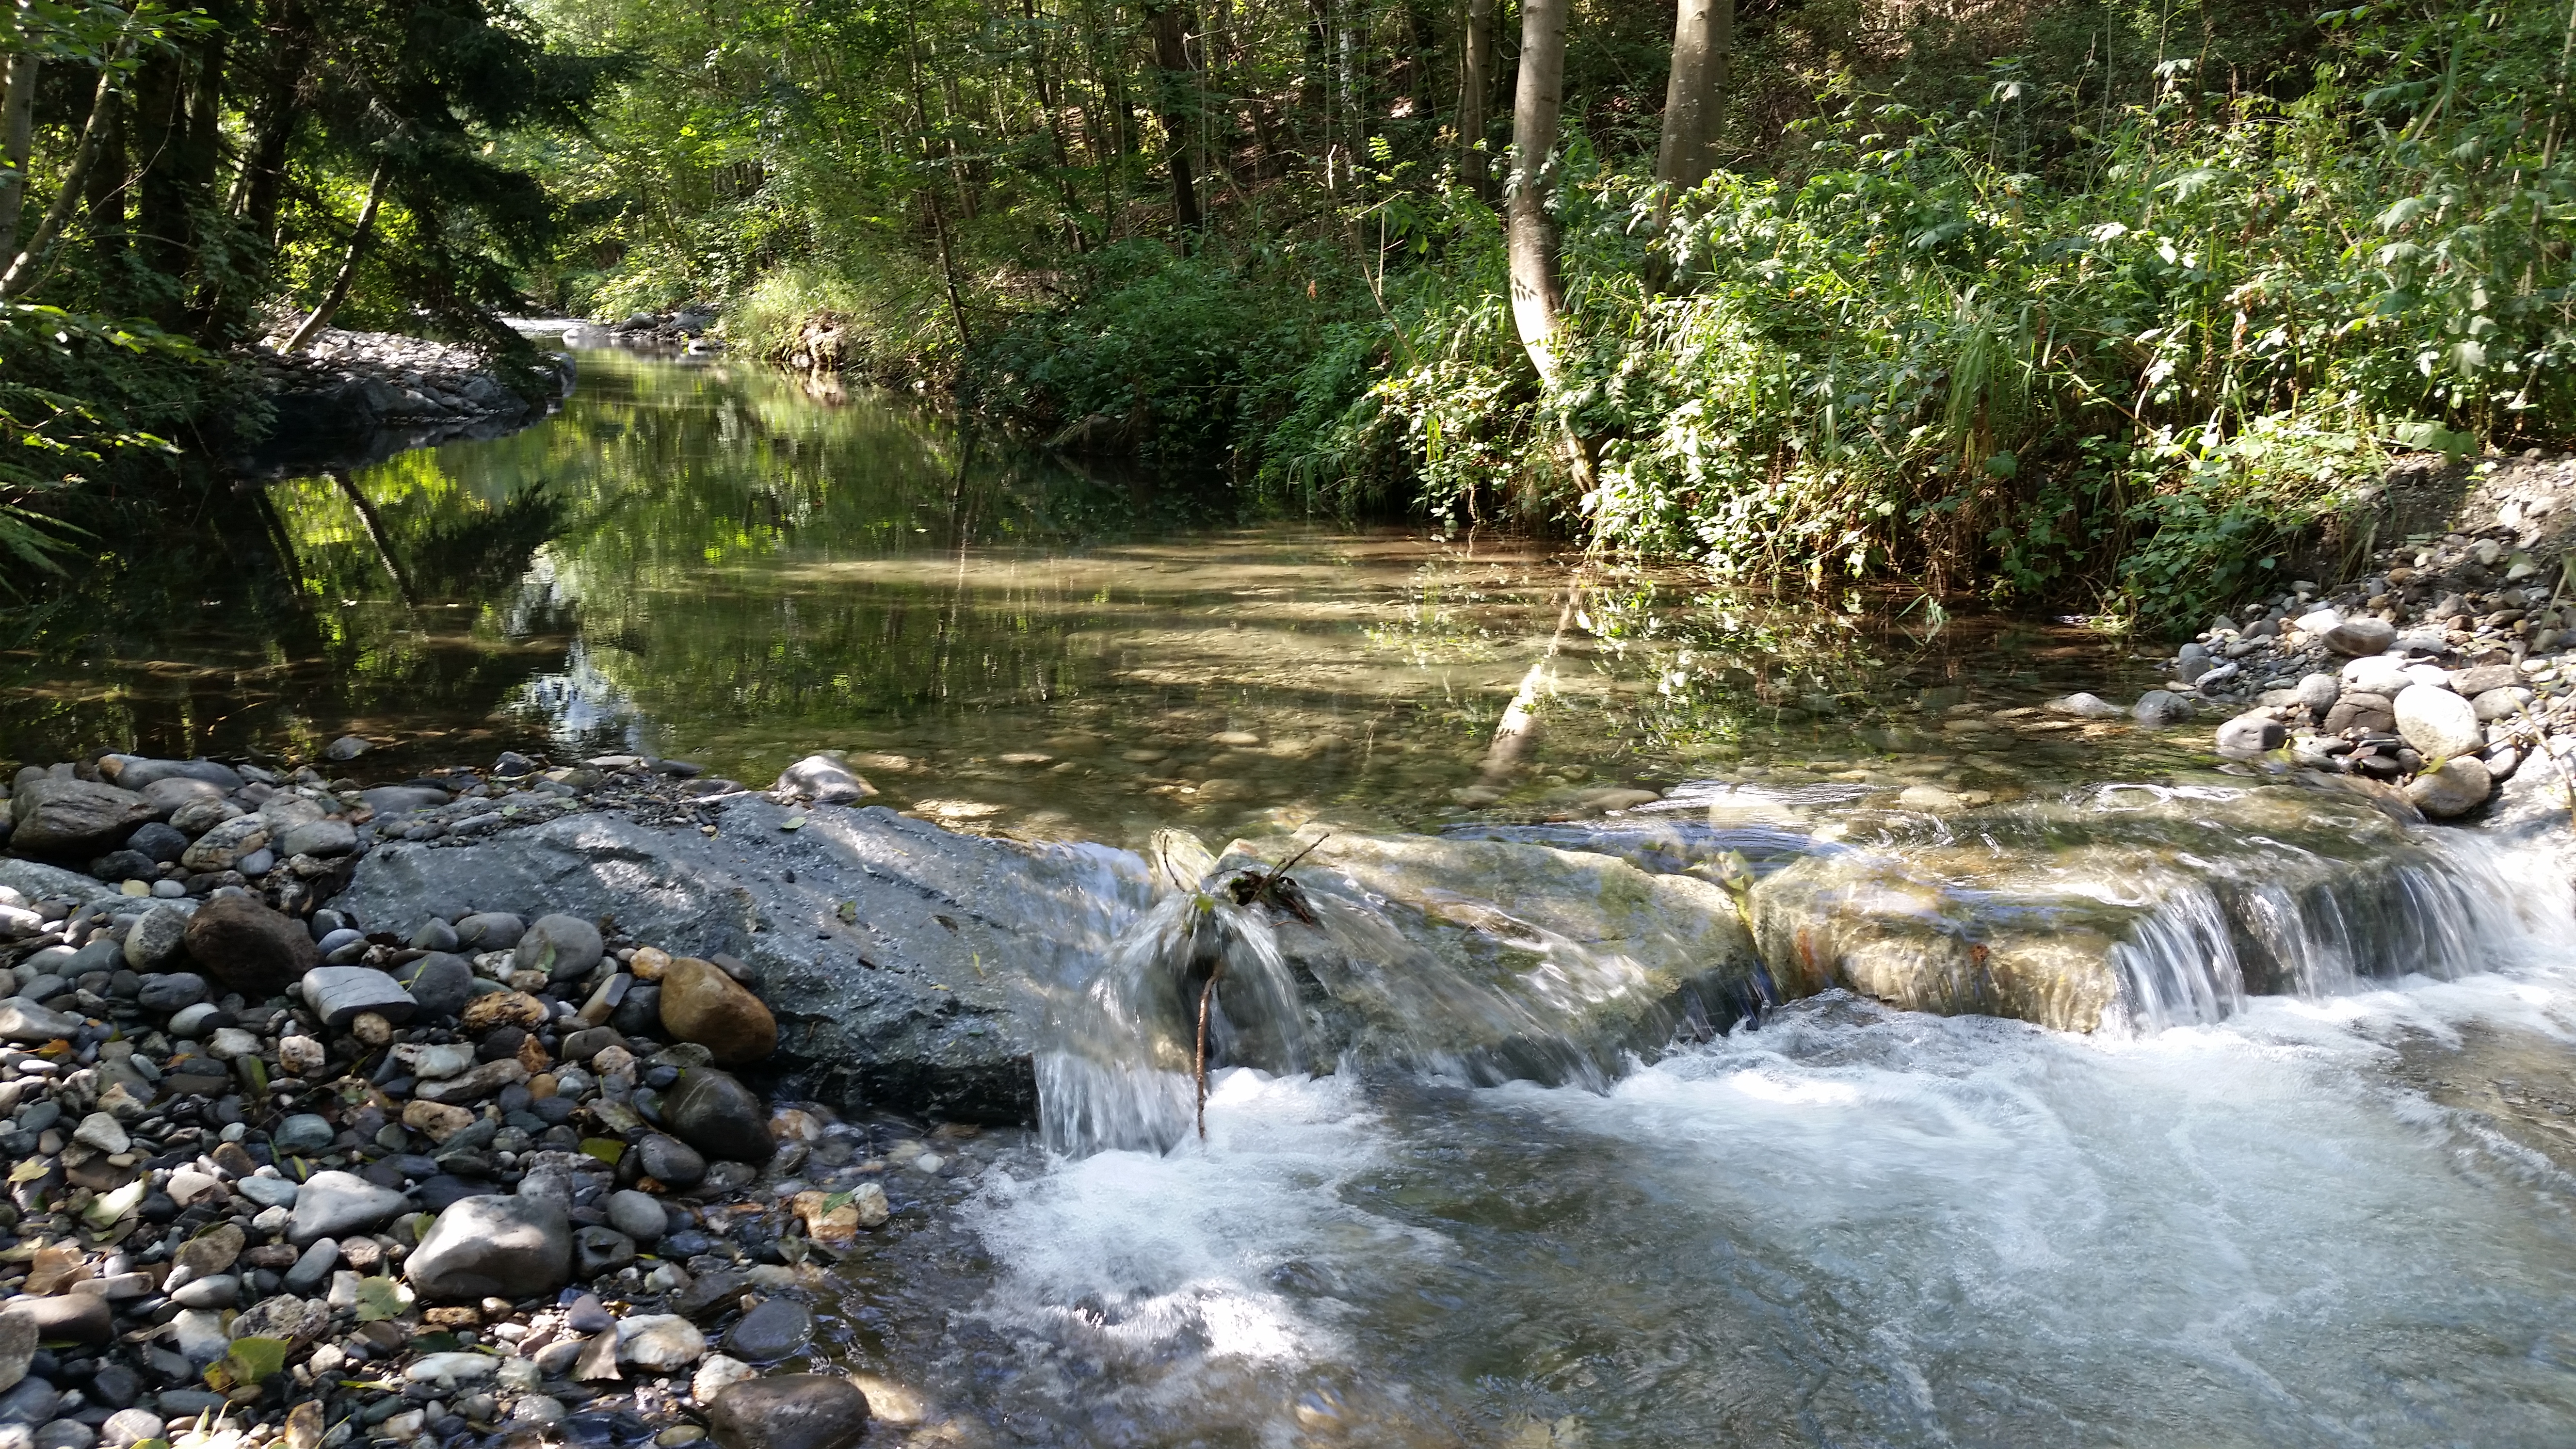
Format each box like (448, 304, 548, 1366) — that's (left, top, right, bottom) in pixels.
(707, 1375, 870, 1449)
(659, 956, 776, 1063)
(8, 780, 154, 857)
(406, 1195, 572, 1301)
(662, 1068, 775, 1164)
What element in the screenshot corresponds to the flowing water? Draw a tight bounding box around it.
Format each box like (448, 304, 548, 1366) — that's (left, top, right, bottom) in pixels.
(12, 348, 2576, 1445)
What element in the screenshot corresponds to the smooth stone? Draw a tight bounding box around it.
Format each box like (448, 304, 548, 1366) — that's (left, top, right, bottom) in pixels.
(283, 1239, 340, 1294)
(409, 918, 460, 952)
(359, 786, 449, 815)
(182, 894, 320, 998)
(0, 1314, 29, 1393)
(661, 1068, 775, 1164)
(2473, 686, 2535, 723)
(273, 1113, 336, 1155)
(606, 1190, 667, 1242)
(287, 1170, 413, 1244)
(658, 957, 777, 1064)
(395, 951, 476, 1019)
(2406, 757, 2495, 819)
(8, 780, 154, 857)
(277, 819, 357, 859)
(0, 1000, 83, 1043)
(721, 1299, 811, 1362)
(574, 1226, 638, 1277)
(615, 1315, 707, 1370)
(705, 1375, 871, 1449)
(72, 1111, 129, 1153)
(135, 968, 208, 1011)
(125, 821, 189, 864)
(302, 965, 418, 1028)
(323, 736, 371, 761)
(773, 755, 875, 805)
(2214, 712, 2286, 757)
(634, 1133, 707, 1187)
(2130, 691, 2195, 728)
(2321, 616, 2397, 656)
(235, 1174, 301, 1209)
(97, 1410, 161, 1449)
(168, 1274, 241, 1310)
(406, 1195, 572, 1301)
(2395, 683, 2486, 761)
(2340, 655, 2412, 696)
(109, 758, 243, 792)
(454, 912, 525, 949)
(2294, 672, 2342, 714)
(1, 1294, 108, 1346)
(515, 915, 604, 981)
(121, 907, 191, 971)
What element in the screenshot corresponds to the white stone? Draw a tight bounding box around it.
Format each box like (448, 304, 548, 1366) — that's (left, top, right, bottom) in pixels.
(616, 1314, 707, 1370)
(2395, 684, 2486, 761)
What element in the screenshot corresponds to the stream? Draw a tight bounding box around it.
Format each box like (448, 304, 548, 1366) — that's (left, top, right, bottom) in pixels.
(10, 348, 2576, 1446)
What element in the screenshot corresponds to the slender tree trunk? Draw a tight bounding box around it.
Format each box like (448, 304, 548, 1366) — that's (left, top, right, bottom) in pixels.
(278, 163, 388, 352)
(907, 19, 976, 350)
(1304, 0, 1333, 174)
(1146, 1, 1203, 234)
(82, 89, 123, 263)
(1654, 0, 1730, 196)
(1458, 0, 1494, 197)
(0, 43, 37, 252)
(1505, 0, 1595, 493)
(1021, 0, 1089, 248)
(0, 28, 137, 300)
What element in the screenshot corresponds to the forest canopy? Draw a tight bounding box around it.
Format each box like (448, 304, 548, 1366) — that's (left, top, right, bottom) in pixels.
(2, 0, 2572, 624)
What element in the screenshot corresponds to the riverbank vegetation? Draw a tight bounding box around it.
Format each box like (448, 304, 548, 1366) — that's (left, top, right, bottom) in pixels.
(522, 0, 2576, 623)
(4, 0, 2573, 625)
(0, 0, 610, 570)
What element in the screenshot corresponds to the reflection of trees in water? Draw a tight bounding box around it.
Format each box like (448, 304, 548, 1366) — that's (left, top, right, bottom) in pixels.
(0, 350, 1241, 765)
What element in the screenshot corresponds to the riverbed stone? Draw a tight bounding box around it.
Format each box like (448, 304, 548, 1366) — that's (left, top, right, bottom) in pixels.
(178, 814, 269, 872)
(288, 1170, 412, 1244)
(773, 755, 875, 805)
(124, 820, 190, 863)
(277, 818, 357, 858)
(706, 1375, 871, 1449)
(406, 1195, 572, 1301)
(183, 894, 320, 998)
(722, 1299, 811, 1362)
(8, 780, 154, 857)
(662, 1068, 775, 1163)
(0, 999, 84, 1043)
(515, 914, 603, 981)
(302, 965, 417, 1028)
(2322, 615, 2398, 656)
(122, 906, 190, 971)
(659, 956, 777, 1063)
(2130, 691, 2195, 727)
(606, 1189, 668, 1242)
(393, 950, 476, 1019)
(2046, 692, 2126, 719)
(2406, 757, 2495, 818)
(2396, 683, 2486, 761)
(634, 1133, 707, 1187)
(108, 757, 243, 793)
(2295, 672, 2342, 715)
(2214, 712, 2286, 757)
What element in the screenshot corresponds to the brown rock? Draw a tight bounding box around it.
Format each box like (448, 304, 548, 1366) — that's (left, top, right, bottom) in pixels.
(7, 778, 155, 857)
(182, 895, 320, 999)
(462, 991, 548, 1032)
(173, 1222, 246, 1277)
(628, 947, 671, 982)
(707, 1375, 872, 1449)
(402, 1100, 478, 1143)
(659, 957, 777, 1064)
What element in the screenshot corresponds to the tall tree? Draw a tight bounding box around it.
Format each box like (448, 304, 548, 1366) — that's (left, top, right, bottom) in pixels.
(1456, 0, 1493, 197)
(0, 6, 37, 250)
(1144, 0, 1203, 233)
(1504, 0, 1593, 490)
(1654, 0, 1730, 198)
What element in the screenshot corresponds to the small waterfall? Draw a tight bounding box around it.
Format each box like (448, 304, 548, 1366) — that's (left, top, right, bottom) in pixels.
(1037, 834, 1312, 1156)
(2107, 878, 2246, 1032)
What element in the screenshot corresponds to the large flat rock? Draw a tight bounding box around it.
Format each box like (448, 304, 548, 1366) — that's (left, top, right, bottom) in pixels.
(336, 801, 1154, 1121)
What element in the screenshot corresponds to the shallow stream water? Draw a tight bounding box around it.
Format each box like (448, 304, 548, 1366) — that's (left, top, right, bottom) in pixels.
(10, 349, 2576, 1446)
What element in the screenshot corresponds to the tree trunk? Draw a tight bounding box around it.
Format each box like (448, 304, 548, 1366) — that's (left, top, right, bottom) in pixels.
(1, 27, 138, 300)
(1654, 0, 1731, 196)
(278, 163, 388, 352)
(1505, 0, 1595, 493)
(1458, 0, 1494, 197)
(907, 19, 976, 350)
(1304, 0, 1333, 171)
(1146, 1, 1203, 234)
(0, 45, 37, 253)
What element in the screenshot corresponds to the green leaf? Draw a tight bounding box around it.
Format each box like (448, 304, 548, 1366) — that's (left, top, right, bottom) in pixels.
(205, 1336, 290, 1391)
(579, 1138, 627, 1166)
(354, 1276, 406, 1322)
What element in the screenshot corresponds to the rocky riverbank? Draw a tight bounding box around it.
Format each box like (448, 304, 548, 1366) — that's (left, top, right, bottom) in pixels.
(250, 331, 573, 447)
(0, 749, 965, 1449)
(2044, 450, 2576, 824)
